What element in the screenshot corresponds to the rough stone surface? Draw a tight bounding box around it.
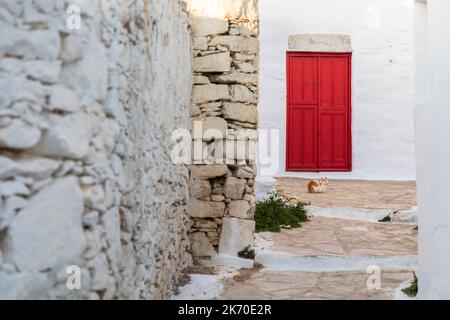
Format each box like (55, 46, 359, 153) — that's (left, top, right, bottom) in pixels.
(190, 199, 226, 218)
(0, 120, 41, 150)
(191, 18, 229, 37)
(224, 177, 246, 200)
(186, 0, 259, 254)
(3, 177, 85, 272)
(288, 34, 352, 52)
(0, 0, 193, 300)
(209, 36, 259, 53)
(223, 103, 258, 124)
(189, 232, 218, 257)
(193, 84, 230, 104)
(219, 217, 255, 255)
(228, 200, 250, 219)
(194, 52, 231, 73)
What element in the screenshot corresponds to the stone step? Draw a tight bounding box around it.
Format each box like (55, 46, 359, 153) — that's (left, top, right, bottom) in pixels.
(254, 216, 418, 272)
(220, 268, 415, 300)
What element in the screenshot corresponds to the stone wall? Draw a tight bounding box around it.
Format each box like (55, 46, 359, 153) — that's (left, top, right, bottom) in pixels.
(0, 0, 192, 299)
(185, 0, 259, 258)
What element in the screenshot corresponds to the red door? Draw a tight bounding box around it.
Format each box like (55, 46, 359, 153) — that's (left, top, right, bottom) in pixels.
(286, 52, 352, 172)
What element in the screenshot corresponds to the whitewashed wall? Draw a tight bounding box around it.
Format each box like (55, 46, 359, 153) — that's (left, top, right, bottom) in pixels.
(258, 0, 416, 180)
(0, 0, 192, 300)
(416, 0, 450, 300)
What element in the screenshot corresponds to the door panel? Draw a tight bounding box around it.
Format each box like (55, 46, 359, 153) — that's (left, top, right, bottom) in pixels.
(318, 112, 348, 168)
(288, 105, 317, 168)
(286, 53, 351, 172)
(289, 56, 317, 105)
(318, 56, 349, 168)
(319, 57, 348, 109)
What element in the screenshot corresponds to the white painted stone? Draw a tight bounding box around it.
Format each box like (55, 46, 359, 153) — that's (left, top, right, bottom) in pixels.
(47, 85, 81, 112)
(0, 196, 28, 231)
(24, 60, 61, 83)
(87, 253, 115, 291)
(0, 27, 60, 60)
(189, 199, 225, 218)
(102, 208, 121, 269)
(3, 177, 85, 272)
(83, 185, 106, 212)
(60, 34, 84, 63)
(82, 211, 99, 228)
(0, 75, 46, 109)
(223, 103, 258, 124)
(189, 232, 217, 257)
(30, 113, 94, 159)
(193, 84, 230, 104)
(219, 217, 255, 256)
(0, 180, 30, 197)
(0, 120, 41, 150)
(194, 52, 231, 73)
(60, 34, 107, 103)
(0, 155, 60, 179)
(0, 271, 51, 300)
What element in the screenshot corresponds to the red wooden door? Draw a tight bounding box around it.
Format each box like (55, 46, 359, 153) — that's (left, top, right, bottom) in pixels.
(286, 52, 352, 172)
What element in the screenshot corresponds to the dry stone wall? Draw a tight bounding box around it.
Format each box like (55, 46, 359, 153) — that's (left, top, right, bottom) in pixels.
(0, 0, 192, 299)
(186, 0, 259, 258)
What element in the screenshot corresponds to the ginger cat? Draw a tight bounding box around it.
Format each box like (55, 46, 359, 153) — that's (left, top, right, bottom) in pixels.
(307, 177, 330, 194)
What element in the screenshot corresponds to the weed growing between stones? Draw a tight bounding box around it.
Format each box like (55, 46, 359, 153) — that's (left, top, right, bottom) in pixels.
(255, 192, 309, 233)
(378, 215, 392, 223)
(402, 273, 418, 298)
(238, 246, 256, 260)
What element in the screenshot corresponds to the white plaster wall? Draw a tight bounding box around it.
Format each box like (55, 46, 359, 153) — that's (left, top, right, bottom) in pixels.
(416, 0, 450, 299)
(258, 0, 416, 180)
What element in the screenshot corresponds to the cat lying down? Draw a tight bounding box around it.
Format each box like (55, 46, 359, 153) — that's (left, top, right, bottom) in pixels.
(307, 177, 330, 194)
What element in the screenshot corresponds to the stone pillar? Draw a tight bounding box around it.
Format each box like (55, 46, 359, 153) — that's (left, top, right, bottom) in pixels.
(185, 0, 259, 258)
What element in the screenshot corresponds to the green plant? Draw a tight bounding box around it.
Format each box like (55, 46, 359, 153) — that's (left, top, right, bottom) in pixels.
(402, 273, 418, 298)
(238, 246, 256, 260)
(255, 192, 309, 233)
(378, 215, 392, 223)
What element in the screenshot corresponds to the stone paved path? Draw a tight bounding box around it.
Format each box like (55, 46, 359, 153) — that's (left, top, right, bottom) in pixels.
(276, 177, 416, 210)
(220, 269, 413, 300)
(219, 178, 418, 300)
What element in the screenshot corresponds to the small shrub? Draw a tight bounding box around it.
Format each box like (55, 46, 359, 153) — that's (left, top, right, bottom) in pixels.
(402, 273, 418, 298)
(378, 215, 392, 223)
(255, 192, 309, 233)
(238, 246, 256, 260)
